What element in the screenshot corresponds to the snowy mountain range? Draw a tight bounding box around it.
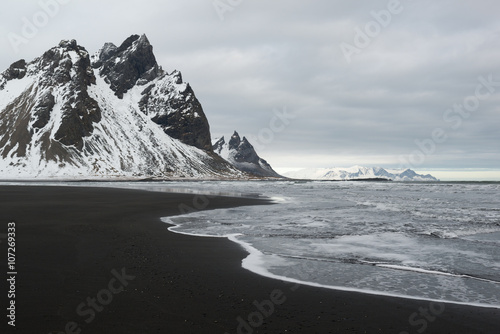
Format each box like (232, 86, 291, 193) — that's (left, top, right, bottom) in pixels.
(0, 35, 263, 179)
(213, 131, 281, 178)
(283, 166, 438, 181)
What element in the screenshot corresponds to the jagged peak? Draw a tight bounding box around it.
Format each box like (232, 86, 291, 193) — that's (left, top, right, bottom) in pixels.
(92, 34, 159, 98)
(54, 39, 91, 61)
(212, 131, 282, 178)
(137, 34, 151, 46)
(169, 70, 183, 84)
(40, 40, 90, 65)
(213, 136, 225, 144)
(13, 39, 95, 88)
(1, 39, 90, 87)
(116, 34, 151, 53)
(117, 34, 140, 51)
(228, 131, 241, 150)
(212, 136, 226, 155)
(102, 42, 117, 49)
(58, 39, 78, 50)
(93, 34, 155, 65)
(93, 42, 117, 63)
(231, 131, 241, 141)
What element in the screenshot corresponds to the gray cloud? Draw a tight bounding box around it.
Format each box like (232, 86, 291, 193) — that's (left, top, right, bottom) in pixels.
(1, 0, 499, 173)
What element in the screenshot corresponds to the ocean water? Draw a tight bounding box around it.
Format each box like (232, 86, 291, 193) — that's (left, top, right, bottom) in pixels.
(158, 180, 500, 308)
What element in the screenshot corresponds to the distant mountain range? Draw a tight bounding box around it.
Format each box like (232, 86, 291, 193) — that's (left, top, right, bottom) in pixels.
(0, 35, 279, 179)
(283, 166, 438, 181)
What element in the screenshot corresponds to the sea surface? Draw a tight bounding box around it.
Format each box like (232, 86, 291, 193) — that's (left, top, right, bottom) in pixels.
(157, 180, 500, 308)
(4, 180, 500, 307)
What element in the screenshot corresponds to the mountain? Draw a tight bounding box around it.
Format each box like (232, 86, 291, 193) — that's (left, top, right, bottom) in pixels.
(283, 166, 438, 181)
(213, 131, 282, 178)
(0, 35, 243, 179)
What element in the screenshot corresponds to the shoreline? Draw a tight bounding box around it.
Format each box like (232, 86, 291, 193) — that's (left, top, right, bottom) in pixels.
(168, 220, 500, 311)
(1, 185, 499, 333)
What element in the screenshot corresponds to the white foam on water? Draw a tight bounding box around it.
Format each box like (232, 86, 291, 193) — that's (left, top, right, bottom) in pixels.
(165, 217, 228, 238)
(376, 264, 500, 284)
(171, 223, 500, 309)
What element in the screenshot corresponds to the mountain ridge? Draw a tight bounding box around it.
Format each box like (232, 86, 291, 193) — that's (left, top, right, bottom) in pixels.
(0, 35, 242, 179)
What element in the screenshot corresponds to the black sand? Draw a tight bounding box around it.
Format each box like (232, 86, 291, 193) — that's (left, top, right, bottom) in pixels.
(0, 185, 498, 334)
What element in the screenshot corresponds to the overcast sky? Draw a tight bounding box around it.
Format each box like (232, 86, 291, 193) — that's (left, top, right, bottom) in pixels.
(1, 0, 499, 177)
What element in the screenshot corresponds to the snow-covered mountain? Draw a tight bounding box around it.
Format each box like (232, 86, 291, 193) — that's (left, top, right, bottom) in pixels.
(283, 166, 438, 181)
(213, 131, 282, 178)
(0, 35, 243, 179)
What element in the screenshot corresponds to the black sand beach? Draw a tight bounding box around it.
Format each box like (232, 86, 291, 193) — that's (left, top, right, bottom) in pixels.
(0, 185, 498, 334)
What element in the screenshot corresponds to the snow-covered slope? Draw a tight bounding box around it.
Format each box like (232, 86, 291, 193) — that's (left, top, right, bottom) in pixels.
(213, 131, 282, 178)
(0, 35, 242, 179)
(283, 166, 438, 181)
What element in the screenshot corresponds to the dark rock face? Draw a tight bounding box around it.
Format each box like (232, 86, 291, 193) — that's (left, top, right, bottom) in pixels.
(54, 93, 101, 149)
(151, 96, 213, 151)
(2, 60, 27, 82)
(47, 40, 101, 149)
(213, 131, 282, 177)
(93, 34, 159, 99)
(31, 91, 55, 129)
(138, 71, 213, 152)
(227, 132, 260, 164)
(212, 136, 225, 154)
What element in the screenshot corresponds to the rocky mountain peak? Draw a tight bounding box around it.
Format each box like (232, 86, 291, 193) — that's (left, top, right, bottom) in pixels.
(170, 70, 183, 84)
(0, 50, 97, 164)
(92, 34, 160, 98)
(58, 39, 78, 50)
(228, 131, 241, 150)
(213, 131, 282, 178)
(36, 39, 96, 87)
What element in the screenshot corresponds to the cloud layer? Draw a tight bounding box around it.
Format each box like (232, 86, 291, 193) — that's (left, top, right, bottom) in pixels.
(1, 0, 499, 171)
